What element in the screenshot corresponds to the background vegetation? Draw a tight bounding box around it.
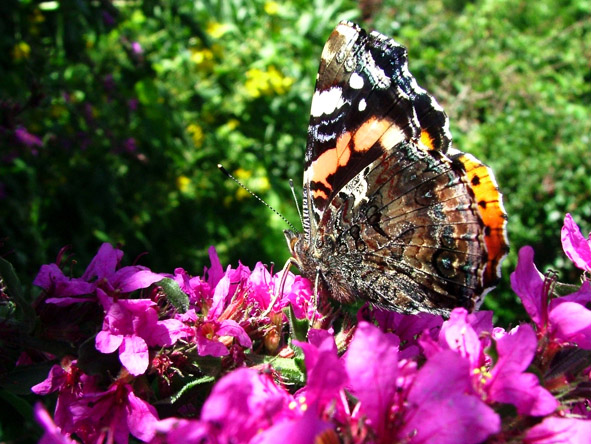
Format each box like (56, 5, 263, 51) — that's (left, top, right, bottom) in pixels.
(1, 0, 590, 325)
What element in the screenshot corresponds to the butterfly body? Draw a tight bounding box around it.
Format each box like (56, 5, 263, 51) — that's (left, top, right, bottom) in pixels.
(286, 21, 508, 315)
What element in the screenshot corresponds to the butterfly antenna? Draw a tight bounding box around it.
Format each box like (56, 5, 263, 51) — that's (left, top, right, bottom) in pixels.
(217, 164, 298, 232)
(289, 178, 304, 228)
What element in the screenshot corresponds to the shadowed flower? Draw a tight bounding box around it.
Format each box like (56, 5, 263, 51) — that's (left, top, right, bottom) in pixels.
(31, 359, 99, 434)
(34, 403, 77, 444)
(67, 379, 159, 443)
(34, 243, 165, 306)
(15, 126, 42, 147)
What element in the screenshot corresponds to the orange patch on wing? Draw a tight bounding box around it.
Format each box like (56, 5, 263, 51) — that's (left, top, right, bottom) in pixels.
(419, 130, 435, 150)
(457, 153, 509, 286)
(311, 117, 397, 201)
(311, 131, 353, 200)
(353, 117, 396, 151)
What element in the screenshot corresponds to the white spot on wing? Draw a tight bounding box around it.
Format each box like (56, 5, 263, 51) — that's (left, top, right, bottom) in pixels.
(358, 98, 367, 111)
(310, 87, 348, 117)
(349, 72, 364, 89)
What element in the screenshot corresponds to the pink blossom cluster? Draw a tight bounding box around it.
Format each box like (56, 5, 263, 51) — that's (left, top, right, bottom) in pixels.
(28, 214, 591, 443)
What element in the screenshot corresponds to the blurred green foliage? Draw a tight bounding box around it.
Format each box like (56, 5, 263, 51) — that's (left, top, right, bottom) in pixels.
(1, 0, 590, 326)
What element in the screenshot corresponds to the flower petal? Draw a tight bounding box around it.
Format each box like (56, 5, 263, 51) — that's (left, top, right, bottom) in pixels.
(525, 416, 591, 443)
(549, 301, 591, 349)
(119, 336, 149, 376)
(561, 213, 591, 271)
(95, 330, 123, 354)
(82, 243, 123, 281)
(510, 246, 546, 327)
(400, 393, 500, 444)
(217, 319, 253, 348)
(125, 390, 159, 442)
(345, 322, 398, 436)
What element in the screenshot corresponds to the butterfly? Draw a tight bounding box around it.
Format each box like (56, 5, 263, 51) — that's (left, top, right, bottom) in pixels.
(284, 21, 509, 315)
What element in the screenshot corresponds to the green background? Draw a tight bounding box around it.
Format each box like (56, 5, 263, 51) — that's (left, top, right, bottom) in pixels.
(1, 0, 590, 325)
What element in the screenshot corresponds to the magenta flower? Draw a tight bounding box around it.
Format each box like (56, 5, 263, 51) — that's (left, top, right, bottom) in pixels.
(399, 350, 500, 444)
(34, 243, 164, 305)
(34, 403, 77, 444)
(152, 417, 211, 443)
(345, 322, 399, 437)
(207, 259, 250, 320)
(295, 328, 348, 411)
(199, 367, 297, 442)
(132, 41, 143, 54)
(67, 379, 159, 443)
(249, 409, 333, 444)
(421, 308, 488, 368)
(421, 308, 556, 416)
(346, 322, 499, 443)
(246, 263, 314, 319)
(485, 323, 557, 416)
(524, 416, 591, 443)
(33, 263, 95, 302)
(511, 246, 591, 349)
(194, 318, 252, 357)
(31, 359, 100, 433)
(15, 126, 43, 147)
(561, 213, 591, 272)
(95, 290, 189, 375)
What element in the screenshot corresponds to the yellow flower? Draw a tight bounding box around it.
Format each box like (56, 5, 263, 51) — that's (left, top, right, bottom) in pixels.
(176, 175, 192, 193)
(234, 168, 252, 181)
(206, 22, 230, 39)
(244, 66, 294, 98)
(244, 68, 267, 98)
(264, 1, 280, 15)
(226, 119, 240, 131)
(187, 123, 204, 147)
(190, 48, 214, 71)
(234, 170, 270, 201)
(12, 41, 31, 61)
(267, 66, 294, 95)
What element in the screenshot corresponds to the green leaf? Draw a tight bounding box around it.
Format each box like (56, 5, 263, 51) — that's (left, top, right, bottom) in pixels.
(0, 257, 35, 330)
(135, 79, 159, 105)
(283, 303, 309, 342)
(0, 361, 55, 396)
(168, 375, 216, 404)
(158, 278, 189, 313)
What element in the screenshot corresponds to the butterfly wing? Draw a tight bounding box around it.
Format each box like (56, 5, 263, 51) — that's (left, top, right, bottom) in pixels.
(303, 22, 419, 241)
(291, 21, 508, 314)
